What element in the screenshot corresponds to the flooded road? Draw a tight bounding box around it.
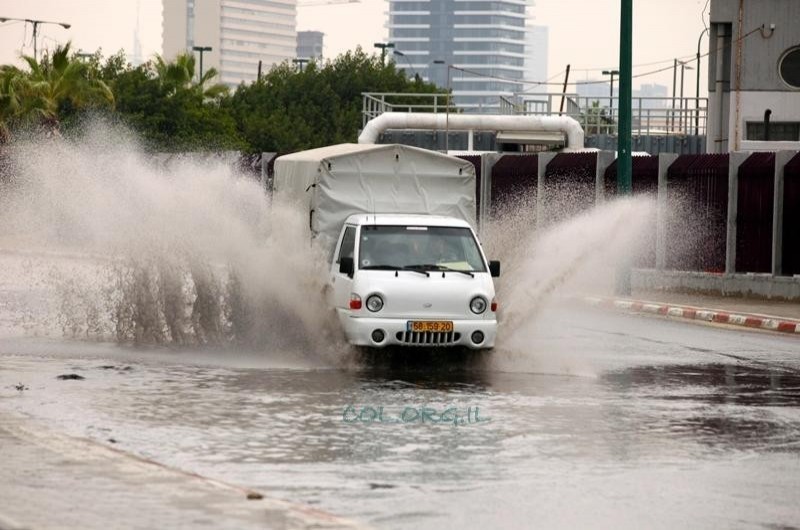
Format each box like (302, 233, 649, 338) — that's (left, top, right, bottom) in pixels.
(2, 307, 799, 529)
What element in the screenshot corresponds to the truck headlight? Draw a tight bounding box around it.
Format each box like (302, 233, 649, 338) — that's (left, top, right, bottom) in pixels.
(470, 296, 487, 314)
(366, 294, 384, 312)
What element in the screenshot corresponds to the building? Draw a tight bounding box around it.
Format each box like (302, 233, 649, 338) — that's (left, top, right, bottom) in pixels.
(523, 24, 548, 94)
(576, 82, 668, 110)
(708, 0, 800, 152)
(297, 30, 324, 61)
(388, 0, 532, 111)
(163, 0, 298, 87)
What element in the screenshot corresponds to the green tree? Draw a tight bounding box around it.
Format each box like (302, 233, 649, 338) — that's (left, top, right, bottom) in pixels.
(580, 100, 615, 135)
(228, 47, 443, 152)
(109, 54, 244, 151)
(0, 42, 113, 139)
(151, 53, 228, 101)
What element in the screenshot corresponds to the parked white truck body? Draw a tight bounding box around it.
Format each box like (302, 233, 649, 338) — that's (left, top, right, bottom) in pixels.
(273, 143, 499, 349)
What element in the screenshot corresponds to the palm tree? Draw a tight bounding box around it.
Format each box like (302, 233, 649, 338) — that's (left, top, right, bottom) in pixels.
(0, 42, 114, 140)
(150, 52, 228, 101)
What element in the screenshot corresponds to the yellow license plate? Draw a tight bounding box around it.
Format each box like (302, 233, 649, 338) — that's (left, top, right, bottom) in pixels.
(407, 321, 454, 333)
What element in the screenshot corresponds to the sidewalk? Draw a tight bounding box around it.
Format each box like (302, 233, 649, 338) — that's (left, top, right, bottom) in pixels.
(585, 289, 800, 335)
(0, 411, 366, 530)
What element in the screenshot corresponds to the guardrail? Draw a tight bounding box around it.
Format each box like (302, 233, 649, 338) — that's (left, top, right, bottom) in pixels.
(363, 92, 708, 137)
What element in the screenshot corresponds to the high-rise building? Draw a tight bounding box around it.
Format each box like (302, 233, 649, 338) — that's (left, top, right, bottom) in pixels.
(523, 24, 547, 94)
(388, 0, 532, 111)
(163, 0, 297, 87)
(297, 30, 324, 61)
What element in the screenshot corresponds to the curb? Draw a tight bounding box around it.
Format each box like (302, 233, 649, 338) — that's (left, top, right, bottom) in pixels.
(584, 296, 800, 335)
(0, 413, 369, 530)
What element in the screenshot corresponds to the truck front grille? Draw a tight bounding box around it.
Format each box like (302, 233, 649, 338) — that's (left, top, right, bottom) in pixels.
(395, 331, 461, 346)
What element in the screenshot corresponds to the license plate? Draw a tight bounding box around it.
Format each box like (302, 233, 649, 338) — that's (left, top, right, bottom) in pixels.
(407, 320, 454, 333)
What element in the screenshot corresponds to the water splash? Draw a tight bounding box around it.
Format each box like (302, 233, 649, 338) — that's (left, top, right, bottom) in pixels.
(0, 122, 347, 363)
(487, 192, 655, 351)
(1, 123, 655, 369)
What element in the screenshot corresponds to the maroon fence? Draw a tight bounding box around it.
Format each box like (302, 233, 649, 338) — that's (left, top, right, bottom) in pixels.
(666, 154, 729, 272)
(784, 153, 800, 276)
(736, 153, 774, 273)
(603, 155, 659, 197)
(488, 154, 538, 217)
(604, 155, 660, 268)
(543, 152, 597, 224)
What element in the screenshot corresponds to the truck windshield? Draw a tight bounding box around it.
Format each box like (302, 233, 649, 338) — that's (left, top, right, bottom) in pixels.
(358, 225, 487, 272)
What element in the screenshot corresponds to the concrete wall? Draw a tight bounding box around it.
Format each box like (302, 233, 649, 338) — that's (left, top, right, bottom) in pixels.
(708, 0, 800, 152)
(711, 0, 800, 91)
(633, 269, 800, 301)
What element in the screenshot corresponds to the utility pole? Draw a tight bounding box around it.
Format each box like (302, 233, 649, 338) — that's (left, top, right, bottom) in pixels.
(679, 61, 693, 134)
(602, 69, 619, 123)
(616, 0, 633, 295)
(618, 1, 632, 196)
(671, 58, 678, 132)
(0, 17, 71, 61)
(433, 60, 452, 152)
(558, 64, 571, 115)
(192, 45, 212, 81)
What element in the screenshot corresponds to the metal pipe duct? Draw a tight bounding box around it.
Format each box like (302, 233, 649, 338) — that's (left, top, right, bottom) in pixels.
(358, 112, 585, 150)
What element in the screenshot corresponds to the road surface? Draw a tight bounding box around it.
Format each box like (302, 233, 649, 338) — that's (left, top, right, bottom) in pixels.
(1, 304, 798, 529)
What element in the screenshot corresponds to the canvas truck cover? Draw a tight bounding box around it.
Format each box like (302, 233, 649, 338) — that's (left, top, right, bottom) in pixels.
(273, 143, 476, 248)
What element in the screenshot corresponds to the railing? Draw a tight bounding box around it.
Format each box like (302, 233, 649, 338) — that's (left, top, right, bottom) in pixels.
(362, 92, 457, 128)
(362, 92, 709, 136)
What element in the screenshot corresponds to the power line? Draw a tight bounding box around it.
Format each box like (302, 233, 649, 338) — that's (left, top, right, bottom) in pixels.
(445, 25, 762, 88)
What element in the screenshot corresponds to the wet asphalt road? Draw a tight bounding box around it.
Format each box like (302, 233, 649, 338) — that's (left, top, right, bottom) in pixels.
(1, 306, 799, 529)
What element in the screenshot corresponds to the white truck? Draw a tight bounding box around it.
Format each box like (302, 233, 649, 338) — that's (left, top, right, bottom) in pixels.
(273, 143, 500, 349)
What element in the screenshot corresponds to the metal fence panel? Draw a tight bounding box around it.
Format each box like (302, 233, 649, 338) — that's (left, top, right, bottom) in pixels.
(604, 156, 659, 267)
(488, 154, 538, 218)
(736, 153, 775, 273)
(783, 153, 800, 276)
(666, 154, 729, 272)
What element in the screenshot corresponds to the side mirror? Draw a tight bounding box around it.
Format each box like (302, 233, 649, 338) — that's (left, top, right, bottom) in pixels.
(489, 260, 501, 278)
(339, 257, 354, 277)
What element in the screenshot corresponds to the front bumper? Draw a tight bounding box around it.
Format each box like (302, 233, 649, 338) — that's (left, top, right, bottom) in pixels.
(337, 310, 497, 349)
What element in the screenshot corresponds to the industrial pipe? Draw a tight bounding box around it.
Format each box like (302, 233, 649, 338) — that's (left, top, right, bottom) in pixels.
(357, 112, 585, 151)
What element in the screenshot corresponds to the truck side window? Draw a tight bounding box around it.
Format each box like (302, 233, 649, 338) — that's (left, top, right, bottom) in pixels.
(337, 226, 356, 264)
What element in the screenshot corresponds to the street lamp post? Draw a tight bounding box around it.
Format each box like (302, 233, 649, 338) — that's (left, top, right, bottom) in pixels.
(292, 58, 309, 72)
(393, 50, 417, 79)
(616, 0, 633, 296)
(433, 60, 452, 152)
(192, 45, 212, 81)
(0, 17, 71, 61)
(602, 69, 619, 125)
(373, 42, 394, 65)
(695, 28, 709, 135)
(679, 61, 694, 134)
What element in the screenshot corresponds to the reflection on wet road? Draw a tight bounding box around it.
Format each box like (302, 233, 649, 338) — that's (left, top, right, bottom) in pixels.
(1, 307, 799, 529)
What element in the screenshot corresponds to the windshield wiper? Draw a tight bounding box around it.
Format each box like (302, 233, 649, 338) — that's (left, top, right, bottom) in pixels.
(437, 266, 474, 278)
(405, 264, 476, 277)
(361, 264, 430, 277)
(401, 266, 430, 277)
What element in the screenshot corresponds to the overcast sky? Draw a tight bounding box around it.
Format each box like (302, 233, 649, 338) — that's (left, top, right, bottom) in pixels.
(0, 0, 711, 95)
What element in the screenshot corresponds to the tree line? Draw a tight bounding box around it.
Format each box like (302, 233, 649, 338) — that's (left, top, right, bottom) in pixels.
(0, 43, 443, 152)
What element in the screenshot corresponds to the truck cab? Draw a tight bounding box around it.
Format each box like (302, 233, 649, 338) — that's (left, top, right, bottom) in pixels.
(329, 213, 500, 349)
